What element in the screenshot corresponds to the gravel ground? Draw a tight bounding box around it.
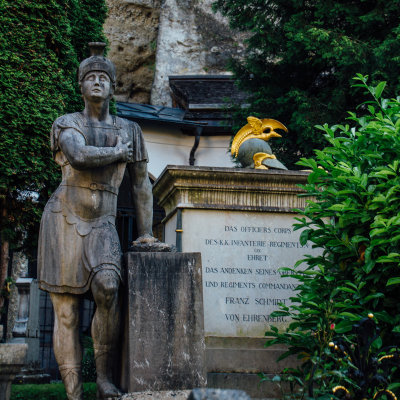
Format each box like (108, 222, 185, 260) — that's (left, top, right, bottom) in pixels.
(122, 390, 191, 400)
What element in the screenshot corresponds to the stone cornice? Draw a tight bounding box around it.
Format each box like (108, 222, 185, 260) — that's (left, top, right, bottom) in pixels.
(153, 166, 311, 220)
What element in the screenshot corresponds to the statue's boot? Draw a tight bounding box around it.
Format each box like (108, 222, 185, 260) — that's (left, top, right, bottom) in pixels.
(59, 364, 83, 400)
(94, 344, 122, 399)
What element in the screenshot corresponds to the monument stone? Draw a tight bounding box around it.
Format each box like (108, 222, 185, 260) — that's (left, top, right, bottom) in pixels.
(120, 252, 205, 392)
(153, 165, 320, 397)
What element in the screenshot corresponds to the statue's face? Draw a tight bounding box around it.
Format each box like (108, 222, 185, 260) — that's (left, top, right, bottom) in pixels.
(81, 70, 112, 102)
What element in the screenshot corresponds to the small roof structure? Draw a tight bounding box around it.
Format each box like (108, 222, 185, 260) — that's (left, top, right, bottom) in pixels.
(169, 75, 248, 135)
(116, 102, 205, 132)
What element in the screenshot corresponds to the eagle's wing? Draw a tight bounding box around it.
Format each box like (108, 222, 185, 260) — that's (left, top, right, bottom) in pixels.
(247, 116, 263, 133)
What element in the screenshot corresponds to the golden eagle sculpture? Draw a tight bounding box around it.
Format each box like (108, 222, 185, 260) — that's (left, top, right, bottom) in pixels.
(231, 116, 288, 170)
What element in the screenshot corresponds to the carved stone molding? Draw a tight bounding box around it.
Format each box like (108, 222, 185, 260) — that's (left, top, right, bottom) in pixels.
(153, 165, 311, 221)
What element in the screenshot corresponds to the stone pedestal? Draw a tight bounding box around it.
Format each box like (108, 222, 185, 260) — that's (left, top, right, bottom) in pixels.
(10, 278, 49, 383)
(120, 252, 205, 392)
(11, 278, 40, 363)
(0, 343, 27, 400)
(153, 166, 319, 397)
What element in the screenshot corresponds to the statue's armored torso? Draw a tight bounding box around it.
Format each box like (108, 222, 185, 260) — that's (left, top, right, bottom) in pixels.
(38, 112, 148, 294)
(55, 112, 128, 220)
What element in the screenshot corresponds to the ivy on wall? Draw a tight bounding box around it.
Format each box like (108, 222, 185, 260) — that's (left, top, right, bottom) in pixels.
(0, 0, 107, 289)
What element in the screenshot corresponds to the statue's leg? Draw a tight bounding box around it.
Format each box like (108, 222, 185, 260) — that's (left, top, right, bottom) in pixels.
(91, 268, 122, 399)
(50, 293, 83, 400)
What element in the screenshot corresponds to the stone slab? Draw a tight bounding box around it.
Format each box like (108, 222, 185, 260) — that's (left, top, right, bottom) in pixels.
(153, 166, 314, 390)
(153, 166, 315, 337)
(206, 347, 297, 374)
(121, 390, 191, 400)
(180, 209, 320, 336)
(121, 252, 205, 392)
(0, 343, 27, 400)
(188, 388, 250, 400)
(205, 337, 297, 375)
(207, 373, 283, 399)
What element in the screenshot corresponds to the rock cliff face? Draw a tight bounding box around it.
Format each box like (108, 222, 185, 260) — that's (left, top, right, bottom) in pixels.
(151, 0, 247, 106)
(104, 0, 161, 104)
(104, 0, 246, 106)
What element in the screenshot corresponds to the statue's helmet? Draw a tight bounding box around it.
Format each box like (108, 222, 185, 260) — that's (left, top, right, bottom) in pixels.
(78, 42, 116, 84)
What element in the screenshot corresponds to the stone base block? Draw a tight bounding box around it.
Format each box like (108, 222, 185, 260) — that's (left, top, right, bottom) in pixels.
(206, 337, 298, 374)
(121, 390, 190, 400)
(0, 343, 27, 400)
(120, 252, 205, 392)
(207, 373, 282, 399)
(189, 388, 251, 400)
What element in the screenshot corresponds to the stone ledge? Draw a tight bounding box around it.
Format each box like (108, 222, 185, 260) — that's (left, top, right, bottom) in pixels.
(207, 373, 282, 399)
(153, 166, 311, 220)
(122, 390, 191, 400)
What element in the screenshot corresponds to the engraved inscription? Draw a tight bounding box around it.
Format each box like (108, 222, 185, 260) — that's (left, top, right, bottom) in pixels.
(182, 211, 321, 337)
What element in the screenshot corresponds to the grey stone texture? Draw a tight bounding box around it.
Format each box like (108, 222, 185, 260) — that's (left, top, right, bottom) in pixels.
(207, 373, 281, 399)
(205, 337, 298, 374)
(0, 343, 27, 400)
(153, 166, 309, 397)
(153, 166, 310, 218)
(103, 0, 248, 106)
(120, 252, 205, 392)
(11, 278, 40, 365)
(188, 388, 251, 400)
(150, 0, 248, 106)
(121, 390, 190, 400)
(6, 252, 28, 341)
(104, 0, 161, 104)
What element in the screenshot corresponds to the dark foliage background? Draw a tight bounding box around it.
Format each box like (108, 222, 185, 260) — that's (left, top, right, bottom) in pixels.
(0, 0, 107, 261)
(213, 0, 400, 169)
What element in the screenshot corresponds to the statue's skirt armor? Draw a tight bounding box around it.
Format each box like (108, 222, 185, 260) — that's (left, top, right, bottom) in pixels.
(38, 190, 122, 294)
(38, 112, 148, 294)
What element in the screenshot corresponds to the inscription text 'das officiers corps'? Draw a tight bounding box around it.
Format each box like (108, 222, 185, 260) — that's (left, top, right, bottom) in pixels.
(199, 219, 311, 335)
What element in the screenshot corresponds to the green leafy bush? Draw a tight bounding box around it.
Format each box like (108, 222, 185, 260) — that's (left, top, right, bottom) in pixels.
(11, 383, 96, 400)
(82, 335, 96, 382)
(264, 76, 400, 399)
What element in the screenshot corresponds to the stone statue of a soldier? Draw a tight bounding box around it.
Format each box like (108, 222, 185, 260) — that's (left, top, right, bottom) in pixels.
(38, 43, 156, 399)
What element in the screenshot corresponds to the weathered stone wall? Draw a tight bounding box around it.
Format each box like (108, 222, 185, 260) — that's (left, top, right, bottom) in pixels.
(120, 252, 205, 392)
(151, 0, 247, 106)
(104, 0, 161, 104)
(104, 0, 247, 106)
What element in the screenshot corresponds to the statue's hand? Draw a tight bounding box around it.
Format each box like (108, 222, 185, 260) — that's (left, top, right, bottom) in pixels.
(115, 136, 133, 162)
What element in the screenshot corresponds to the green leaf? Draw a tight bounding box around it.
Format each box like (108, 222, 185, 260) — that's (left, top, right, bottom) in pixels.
(337, 286, 356, 294)
(363, 293, 384, 302)
(299, 229, 310, 246)
(386, 277, 400, 286)
(371, 335, 382, 350)
(339, 312, 360, 320)
(388, 383, 400, 390)
(375, 81, 387, 99)
(334, 320, 354, 333)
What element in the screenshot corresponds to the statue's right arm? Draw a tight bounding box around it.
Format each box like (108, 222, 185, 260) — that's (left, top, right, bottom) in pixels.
(59, 128, 133, 170)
